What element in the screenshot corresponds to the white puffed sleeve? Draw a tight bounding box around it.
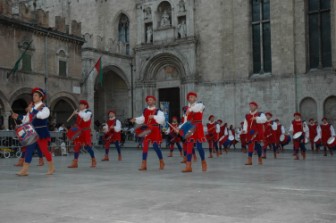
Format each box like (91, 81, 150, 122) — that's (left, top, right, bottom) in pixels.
(79, 110, 92, 122)
(189, 103, 205, 113)
(114, 119, 122, 132)
(135, 115, 145, 125)
(36, 107, 50, 120)
(153, 110, 165, 125)
(256, 113, 267, 124)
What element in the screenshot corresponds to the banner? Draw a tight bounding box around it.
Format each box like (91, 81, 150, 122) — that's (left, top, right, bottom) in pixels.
(160, 101, 169, 130)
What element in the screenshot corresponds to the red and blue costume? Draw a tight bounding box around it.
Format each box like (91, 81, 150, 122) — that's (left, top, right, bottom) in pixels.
(166, 117, 183, 157)
(289, 113, 307, 160)
(308, 120, 318, 152)
(319, 118, 335, 156)
(206, 116, 220, 158)
(102, 111, 122, 161)
(262, 113, 277, 158)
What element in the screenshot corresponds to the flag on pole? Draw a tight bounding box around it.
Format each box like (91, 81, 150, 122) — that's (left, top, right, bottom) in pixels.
(94, 56, 103, 86)
(7, 40, 33, 79)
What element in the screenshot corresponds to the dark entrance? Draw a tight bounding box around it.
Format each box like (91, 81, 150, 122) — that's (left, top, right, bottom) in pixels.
(159, 87, 180, 122)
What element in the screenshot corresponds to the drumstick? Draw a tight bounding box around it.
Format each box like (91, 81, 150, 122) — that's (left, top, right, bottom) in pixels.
(66, 110, 78, 123)
(167, 122, 179, 133)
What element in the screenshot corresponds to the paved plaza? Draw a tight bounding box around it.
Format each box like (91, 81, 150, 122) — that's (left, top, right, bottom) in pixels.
(1, 146, 336, 223)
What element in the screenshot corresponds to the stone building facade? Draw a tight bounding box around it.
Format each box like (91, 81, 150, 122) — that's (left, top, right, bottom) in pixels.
(0, 0, 84, 129)
(3, 0, 336, 128)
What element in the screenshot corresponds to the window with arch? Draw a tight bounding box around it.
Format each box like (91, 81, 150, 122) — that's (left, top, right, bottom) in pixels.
(20, 41, 33, 73)
(300, 97, 317, 121)
(308, 0, 331, 69)
(118, 14, 130, 55)
(57, 50, 67, 77)
(158, 1, 172, 28)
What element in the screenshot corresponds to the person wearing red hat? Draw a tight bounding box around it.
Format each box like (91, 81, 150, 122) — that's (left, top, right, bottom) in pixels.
(262, 112, 277, 159)
(165, 116, 183, 157)
(180, 91, 207, 172)
(67, 100, 96, 168)
(206, 115, 220, 158)
(101, 110, 122, 161)
(243, 101, 267, 165)
(11, 87, 55, 176)
(319, 117, 335, 156)
(289, 112, 307, 160)
(273, 119, 285, 153)
(131, 95, 165, 171)
(308, 118, 319, 153)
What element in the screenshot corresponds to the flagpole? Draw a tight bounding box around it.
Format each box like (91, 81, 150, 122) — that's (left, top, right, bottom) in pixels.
(81, 56, 102, 86)
(7, 40, 33, 79)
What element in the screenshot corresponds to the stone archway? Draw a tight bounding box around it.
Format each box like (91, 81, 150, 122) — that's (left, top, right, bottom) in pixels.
(299, 97, 317, 121)
(324, 96, 336, 125)
(94, 66, 129, 125)
(52, 99, 75, 125)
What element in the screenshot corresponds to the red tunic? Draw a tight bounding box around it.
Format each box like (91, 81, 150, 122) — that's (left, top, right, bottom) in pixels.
(292, 120, 304, 134)
(75, 110, 92, 145)
(105, 119, 121, 142)
(320, 124, 331, 144)
(186, 108, 206, 143)
(206, 122, 218, 141)
(245, 112, 264, 142)
(264, 120, 275, 144)
(273, 124, 282, 144)
(308, 124, 317, 141)
(143, 108, 162, 143)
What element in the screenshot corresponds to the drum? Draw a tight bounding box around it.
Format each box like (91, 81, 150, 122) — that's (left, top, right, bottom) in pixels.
(15, 123, 39, 146)
(135, 125, 152, 138)
(66, 126, 81, 141)
(314, 135, 321, 146)
(280, 134, 291, 145)
(293, 132, 303, 141)
(228, 135, 235, 141)
(179, 122, 195, 139)
(327, 136, 336, 148)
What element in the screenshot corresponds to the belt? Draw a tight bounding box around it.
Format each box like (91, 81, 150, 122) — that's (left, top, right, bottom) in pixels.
(192, 121, 202, 124)
(81, 127, 90, 131)
(34, 125, 47, 129)
(148, 124, 159, 127)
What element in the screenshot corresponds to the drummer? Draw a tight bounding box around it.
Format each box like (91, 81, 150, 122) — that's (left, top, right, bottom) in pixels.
(180, 106, 197, 164)
(319, 117, 335, 156)
(308, 118, 319, 153)
(262, 112, 277, 159)
(130, 96, 165, 171)
(67, 100, 97, 168)
(206, 115, 220, 158)
(11, 87, 55, 176)
(243, 101, 267, 165)
(101, 110, 122, 162)
(289, 112, 308, 160)
(180, 91, 207, 173)
(165, 116, 183, 157)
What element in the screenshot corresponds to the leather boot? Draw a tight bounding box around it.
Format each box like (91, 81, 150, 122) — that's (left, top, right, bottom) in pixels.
(14, 158, 24, 167)
(302, 151, 306, 160)
(101, 155, 109, 161)
(91, 158, 97, 168)
(159, 159, 165, 170)
(16, 162, 30, 176)
(46, 161, 55, 175)
(138, 160, 147, 171)
(67, 159, 78, 168)
(37, 158, 44, 166)
(208, 151, 213, 158)
(181, 156, 187, 163)
(201, 160, 207, 172)
(182, 162, 192, 173)
(118, 154, 122, 161)
(193, 154, 197, 161)
(245, 157, 252, 165)
(258, 157, 263, 165)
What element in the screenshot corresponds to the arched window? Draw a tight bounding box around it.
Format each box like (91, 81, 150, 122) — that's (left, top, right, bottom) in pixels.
(324, 96, 336, 125)
(300, 97, 317, 121)
(118, 14, 130, 55)
(158, 1, 172, 28)
(57, 50, 67, 77)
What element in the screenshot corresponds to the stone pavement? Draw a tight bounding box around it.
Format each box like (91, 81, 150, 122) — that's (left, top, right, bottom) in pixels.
(0, 147, 336, 223)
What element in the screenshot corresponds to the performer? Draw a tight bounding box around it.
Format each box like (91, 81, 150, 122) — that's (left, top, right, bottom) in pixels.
(11, 87, 55, 176)
(101, 110, 122, 161)
(262, 112, 277, 159)
(243, 101, 267, 165)
(180, 91, 207, 172)
(67, 100, 96, 168)
(217, 119, 224, 155)
(131, 96, 165, 171)
(165, 116, 183, 157)
(219, 123, 230, 154)
(308, 118, 318, 153)
(239, 122, 247, 153)
(228, 125, 236, 150)
(319, 117, 335, 156)
(289, 112, 308, 160)
(273, 119, 283, 153)
(180, 106, 197, 163)
(206, 115, 220, 158)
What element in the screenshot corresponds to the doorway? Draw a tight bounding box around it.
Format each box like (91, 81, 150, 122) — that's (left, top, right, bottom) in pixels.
(159, 87, 180, 122)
